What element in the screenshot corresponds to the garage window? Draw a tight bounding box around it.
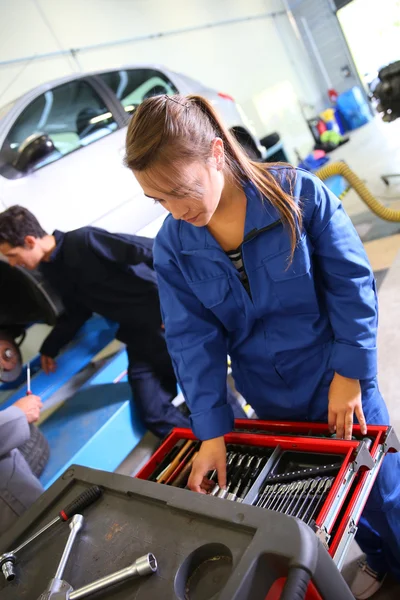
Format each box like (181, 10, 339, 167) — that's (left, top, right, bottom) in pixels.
(99, 69, 178, 116)
(2, 80, 118, 170)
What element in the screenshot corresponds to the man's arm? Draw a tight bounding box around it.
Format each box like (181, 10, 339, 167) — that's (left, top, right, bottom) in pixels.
(40, 302, 93, 358)
(86, 228, 154, 269)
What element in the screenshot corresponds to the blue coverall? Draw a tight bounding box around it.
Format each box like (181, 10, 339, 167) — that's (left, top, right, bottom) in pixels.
(153, 167, 400, 579)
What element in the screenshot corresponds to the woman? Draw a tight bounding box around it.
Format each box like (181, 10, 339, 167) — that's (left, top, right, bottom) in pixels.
(125, 94, 400, 598)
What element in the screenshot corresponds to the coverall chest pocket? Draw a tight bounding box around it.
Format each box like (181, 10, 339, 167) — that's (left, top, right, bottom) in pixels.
(263, 235, 319, 315)
(188, 276, 243, 331)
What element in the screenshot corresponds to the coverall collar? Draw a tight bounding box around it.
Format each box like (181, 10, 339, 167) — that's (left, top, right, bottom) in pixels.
(178, 180, 281, 252)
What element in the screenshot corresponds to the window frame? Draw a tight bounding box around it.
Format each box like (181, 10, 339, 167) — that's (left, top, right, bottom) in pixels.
(0, 76, 125, 180)
(95, 68, 179, 125)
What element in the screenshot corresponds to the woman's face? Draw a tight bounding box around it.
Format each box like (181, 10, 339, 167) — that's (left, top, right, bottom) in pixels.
(134, 139, 225, 227)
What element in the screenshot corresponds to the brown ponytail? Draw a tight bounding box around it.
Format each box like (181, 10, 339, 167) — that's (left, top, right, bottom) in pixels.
(125, 94, 301, 258)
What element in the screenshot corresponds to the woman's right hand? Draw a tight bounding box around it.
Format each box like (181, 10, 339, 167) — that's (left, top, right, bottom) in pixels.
(188, 436, 227, 494)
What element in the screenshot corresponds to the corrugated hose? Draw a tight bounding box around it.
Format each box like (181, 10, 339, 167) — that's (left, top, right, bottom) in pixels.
(315, 161, 400, 222)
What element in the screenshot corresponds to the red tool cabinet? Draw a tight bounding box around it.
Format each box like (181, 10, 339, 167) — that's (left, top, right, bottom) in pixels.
(137, 420, 399, 600)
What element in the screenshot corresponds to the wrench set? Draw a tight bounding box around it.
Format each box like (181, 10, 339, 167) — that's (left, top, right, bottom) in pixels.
(138, 420, 400, 570)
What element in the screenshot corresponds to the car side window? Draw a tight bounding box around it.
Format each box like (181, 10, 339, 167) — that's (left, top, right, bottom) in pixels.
(3, 80, 118, 170)
(98, 69, 178, 116)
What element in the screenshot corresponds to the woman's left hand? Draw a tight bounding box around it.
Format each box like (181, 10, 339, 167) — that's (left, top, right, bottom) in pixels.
(328, 373, 367, 440)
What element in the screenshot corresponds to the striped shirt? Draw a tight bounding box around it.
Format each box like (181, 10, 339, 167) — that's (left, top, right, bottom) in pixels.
(227, 247, 250, 294)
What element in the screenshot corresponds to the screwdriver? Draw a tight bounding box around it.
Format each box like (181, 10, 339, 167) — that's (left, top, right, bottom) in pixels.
(26, 363, 32, 395)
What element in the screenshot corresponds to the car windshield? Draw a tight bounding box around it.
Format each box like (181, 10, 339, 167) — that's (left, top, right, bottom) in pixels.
(0, 100, 16, 121)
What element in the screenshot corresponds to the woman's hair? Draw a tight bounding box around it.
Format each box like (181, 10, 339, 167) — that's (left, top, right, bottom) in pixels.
(125, 94, 301, 257)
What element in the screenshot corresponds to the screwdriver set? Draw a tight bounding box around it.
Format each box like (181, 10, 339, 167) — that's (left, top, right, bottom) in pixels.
(137, 419, 400, 570)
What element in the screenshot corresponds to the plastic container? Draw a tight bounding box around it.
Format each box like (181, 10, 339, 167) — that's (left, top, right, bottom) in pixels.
(336, 87, 372, 131)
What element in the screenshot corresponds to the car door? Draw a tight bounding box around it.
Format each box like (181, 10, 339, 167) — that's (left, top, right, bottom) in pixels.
(0, 77, 162, 235)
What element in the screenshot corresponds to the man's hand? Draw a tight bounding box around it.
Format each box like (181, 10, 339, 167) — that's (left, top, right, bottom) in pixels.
(14, 395, 43, 424)
(328, 373, 367, 440)
(188, 436, 227, 494)
(41, 355, 57, 374)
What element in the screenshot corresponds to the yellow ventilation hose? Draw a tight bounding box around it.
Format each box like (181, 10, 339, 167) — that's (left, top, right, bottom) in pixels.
(315, 161, 400, 222)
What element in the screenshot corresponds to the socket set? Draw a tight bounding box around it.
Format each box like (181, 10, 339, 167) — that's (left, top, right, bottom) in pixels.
(137, 420, 400, 570)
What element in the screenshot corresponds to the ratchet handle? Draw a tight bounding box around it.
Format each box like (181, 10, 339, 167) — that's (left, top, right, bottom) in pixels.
(60, 486, 103, 521)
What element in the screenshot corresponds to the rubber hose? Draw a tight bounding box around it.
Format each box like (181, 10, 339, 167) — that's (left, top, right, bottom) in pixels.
(280, 566, 311, 600)
(315, 161, 400, 222)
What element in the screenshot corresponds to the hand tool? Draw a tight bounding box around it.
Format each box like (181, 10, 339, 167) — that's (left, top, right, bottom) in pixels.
(275, 481, 299, 514)
(260, 484, 281, 509)
(226, 478, 243, 502)
(266, 483, 287, 511)
(293, 478, 321, 520)
(217, 453, 250, 498)
(37, 514, 84, 599)
(209, 452, 238, 496)
(67, 553, 157, 599)
(283, 481, 306, 515)
(274, 481, 298, 513)
(157, 440, 194, 484)
(254, 483, 277, 507)
(26, 362, 32, 395)
(287, 480, 312, 517)
(149, 442, 184, 481)
(172, 452, 198, 488)
(236, 456, 265, 502)
(306, 477, 334, 525)
(216, 487, 229, 499)
(164, 443, 198, 485)
(0, 486, 103, 582)
(225, 455, 254, 501)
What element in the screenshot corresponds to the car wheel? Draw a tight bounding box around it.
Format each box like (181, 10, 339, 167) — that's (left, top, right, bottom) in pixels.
(0, 331, 22, 383)
(18, 424, 50, 478)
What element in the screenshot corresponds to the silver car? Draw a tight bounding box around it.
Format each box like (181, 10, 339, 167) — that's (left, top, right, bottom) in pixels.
(0, 64, 267, 238)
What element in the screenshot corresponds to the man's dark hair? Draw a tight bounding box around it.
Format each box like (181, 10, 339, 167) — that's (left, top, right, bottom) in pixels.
(0, 205, 47, 247)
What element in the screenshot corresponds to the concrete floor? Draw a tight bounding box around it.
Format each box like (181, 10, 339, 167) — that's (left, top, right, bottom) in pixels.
(327, 118, 400, 598)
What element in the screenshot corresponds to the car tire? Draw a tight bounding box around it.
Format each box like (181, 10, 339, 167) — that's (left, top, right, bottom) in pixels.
(18, 424, 50, 478)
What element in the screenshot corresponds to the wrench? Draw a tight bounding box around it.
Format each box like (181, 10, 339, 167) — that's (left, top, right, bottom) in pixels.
(1, 486, 102, 582)
(283, 481, 304, 515)
(286, 480, 310, 517)
(37, 514, 83, 600)
(256, 483, 278, 507)
(68, 554, 157, 599)
(306, 477, 334, 525)
(294, 478, 321, 520)
(261, 484, 282, 509)
(276, 481, 298, 514)
(267, 484, 288, 511)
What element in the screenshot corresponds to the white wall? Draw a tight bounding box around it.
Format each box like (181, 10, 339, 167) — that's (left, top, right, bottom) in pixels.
(0, 0, 323, 157)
